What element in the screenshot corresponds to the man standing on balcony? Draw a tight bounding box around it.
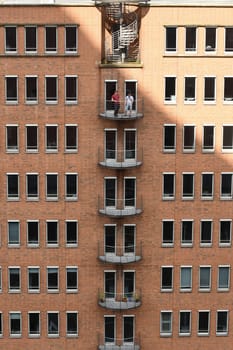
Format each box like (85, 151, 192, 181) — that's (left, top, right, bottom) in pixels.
(125, 91, 134, 116)
(111, 90, 120, 116)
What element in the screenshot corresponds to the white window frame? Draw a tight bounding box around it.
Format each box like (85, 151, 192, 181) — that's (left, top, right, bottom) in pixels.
(219, 219, 232, 247)
(184, 76, 196, 104)
(47, 266, 59, 293)
(47, 311, 59, 337)
(46, 173, 58, 201)
(181, 220, 193, 247)
(65, 25, 78, 54)
(8, 266, 21, 293)
(5, 26, 17, 54)
(180, 266, 192, 292)
(7, 173, 19, 200)
(182, 172, 194, 200)
(26, 173, 39, 200)
(27, 220, 39, 247)
(65, 173, 78, 200)
(185, 26, 197, 53)
(203, 76, 216, 104)
(9, 311, 21, 337)
(45, 25, 57, 54)
(222, 124, 233, 152)
(45, 75, 58, 104)
(223, 76, 233, 103)
(160, 311, 172, 337)
(216, 310, 228, 336)
(205, 27, 217, 54)
(161, 266, 173, 292)
(65, 220, 78, 247)
(65, 75, 78, 104)
(28, 266, 40, 293)
(8, 220, 20, 247)
(162, 220, 174, 247)
(0, 268, 2, 293)
(198, 310, 210, 336)
(25, 75, 38, 104)
(5, 75, 18, 104)
(65, 124, 78, 152)
(66, 311, 78, 337)
(6, 124, 18, 153)
(220, 172, 233, 199)
(28, 311, 40, 338)
(45, 124, 58, 152)
(199, 265, 211, 292)
(46, 220, 59, 247)
(24, 25, 37, 54)
(179, 310, 191, 336)
(201, 173, 214, 200)
(162, 172, 175, 200)
(218, 265, 230, 291)
(183, 125, 196, 152)
(163, 124, 176, 153)
(200, 219, 213, 247)
(0, 312, 3, 337)
(66, 266, 78, 293)
(164, 76, 176, 104)
(224, 27, 233, 54)
(26, 124, 38, 152)
(202, 124, 215, 153)
(165, 26, 177, 53)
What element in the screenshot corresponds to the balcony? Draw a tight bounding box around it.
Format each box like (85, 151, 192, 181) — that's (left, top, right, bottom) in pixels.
(98, 334, 140, 350)
(98, 148, 143, 169)
(98, 197, 143, 217)
(98, 290, 141, 310)
(98, 241, 142, 264)
(99, 99, 143, 120)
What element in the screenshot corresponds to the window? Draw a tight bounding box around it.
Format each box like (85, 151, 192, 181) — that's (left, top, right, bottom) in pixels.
(5, 26, 17, 53)
(47, 312, 59, 337)
(27, 221, 39, 247)
(9, 312, 21, 337)
(198, 311, 210, 335)
(65, 26, 77, 53)
(46, 173, 58, 200)
(65, 173, 78, 200)
(185, 27, 196, 52)
(66, 220, 78, 246)
(66, 267, 78, 292)
(200, 220, 212, 246)
(204, 77, 215, 102)
(165, 27, 176, 52)
(163, 125, 176, 152)
(184, 77, 196, 102)
(218, 266, 230, 291)
(179, 311, 191, 336)
(205, 27, 216, 52)
(181, 220, 193, 246)
(8, 221, 20, 246)
(46, 125, 58, 151)
(9, 267, 20, 292)
(28, 312, 40, 337)
(221, 173, 233, 199)
(160, 311, 172, 336)
(0, 268, 2, 292)
(223, 125, 233, 150)
(161, 266, 173, 291)
(199, 266, 211, 291)
(183, 125, 195, 151)
(180, 266, 192, 291)
(25, 76, 38, 103)
(47, 267, 59, 292)
(216, 311, 228, 335)
(25, 26, 37, 53)
(46, 221, 58, 246)
(201, 173, 214, 199)
(162, 220, 174, 246)
(0, 313, 2, 337)
(5, 76, 18, 103)
(162, 173, 175, 200)
(219, 220, 231, 246)
(26, 125, 38, 152)
(165, 77, 176, 102)
(182, 173, 194, 199)
(225, 28, 233, 52)
(45, 26, 57, 53)
(6, 125, 18, 152)
(28, 267, 40, 292)
(203, 125, 214, 152)
(65, 125, 78, 151)
(26, 174, 39, 199)
(7, 174, 19, 200)
(66, 312, 78, 337)
(45, 76, 58, 103)
(224, 77, 233, 102)
(65, 76, 78, 103)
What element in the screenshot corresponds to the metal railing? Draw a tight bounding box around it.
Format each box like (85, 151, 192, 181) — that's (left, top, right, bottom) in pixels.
(98, 333, 140, 350)
(99, 98, 144, 120)
(98, 148, 143, 168)
(98, 196, 143, 217)
(98, 241, 142, 263)
(98, 289, 142, 310)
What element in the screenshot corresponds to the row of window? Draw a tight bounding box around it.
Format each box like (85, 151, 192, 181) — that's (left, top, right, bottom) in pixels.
(3, 220, 78, 247)
(165, 26, 233, 54)
(162, 219, 232, 247)
(164, 76, 233, 104)
(161, 265, 230, 292)
(0, 311, 78, 338)
(5, 124, 78, 153)
(5, 173, 78, 201)
(0, 266, 78, 293)
(3, 75, 78, 104)
(160, 310, 228, 337)
(162, 172, 233, 200)
(3, 25, 78, 55)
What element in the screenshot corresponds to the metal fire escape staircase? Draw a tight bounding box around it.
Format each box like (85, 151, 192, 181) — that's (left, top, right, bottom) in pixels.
(105, 3, 139, 62)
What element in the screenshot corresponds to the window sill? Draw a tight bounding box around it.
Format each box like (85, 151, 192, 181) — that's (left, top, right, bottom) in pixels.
(45, 101, 58, 105)
(65, 150, 78, 153)
(184, 100, 196, 105)
(202, 149, 215, 153)
(65, 197, 78, 201)
(180, 289, 192, 292)
(6, 101, 18, 105)
(7, 198, 20, 201)
(183, 149, 195, 153)
(25, 101, 38, 105)
(217, 288, 229, 292)
(47, 290, 59, 293)
(66, 333, 78, 338)
(28, 334, 40, 338)
(66, 289, 78, 293)
(197, 333, 209, 337)
(163, 149, 176, 153)
(219, 243, 231, 247)
(26, 149, 39, 153)
(162, 196, 175, 201)
(6, 149, 19, 153)
(164, 101, 176, 105)
(216, 332, 228, 336)
(179, 332, 191, 337)
(200, 243, 212, 247)
(203, 100, 216, 105)
(181, 243, 193, 247)
(160, 333, 172, 338)
(201, 196, 213, 200)
(26, 198, 39, 201)
(65, 101, 78, 105)
(182, 197, 194, 201)
(66, 244, 78, 248)
(28, 289, 40, 293)
(48, 334, 59, 338)
(161, 243, 174, 248)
